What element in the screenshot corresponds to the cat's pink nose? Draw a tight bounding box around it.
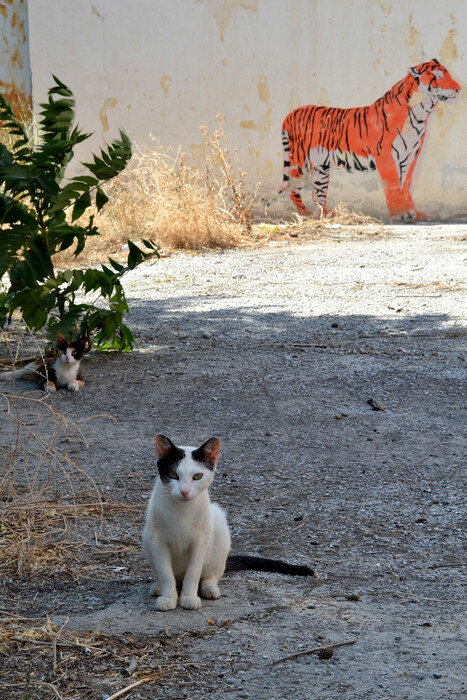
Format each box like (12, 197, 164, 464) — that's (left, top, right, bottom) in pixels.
(180, 488, 190, 499)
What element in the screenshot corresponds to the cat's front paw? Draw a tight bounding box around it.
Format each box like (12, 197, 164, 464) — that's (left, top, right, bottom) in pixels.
(149, 582, 161, 597)
(45, 381, 56, 393)
(180, 594, 202, 610)
(67, 381, 80, 392)
(200, 581, 220, 600)
(155, 594, 177, 611)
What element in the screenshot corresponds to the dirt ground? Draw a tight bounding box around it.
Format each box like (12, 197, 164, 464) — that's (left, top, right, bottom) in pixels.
(1, 223, 466, 699)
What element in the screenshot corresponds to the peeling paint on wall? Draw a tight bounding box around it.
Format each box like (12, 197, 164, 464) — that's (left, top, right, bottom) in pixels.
(0, 0, 31, 123)
(99, 97, 117, 132)
(161, 75, 173, 97)
(439, 16, 458, 65)
(257, 70, 270, 106)
(405, 13, 422, 64)
(210, 0, 258, 42)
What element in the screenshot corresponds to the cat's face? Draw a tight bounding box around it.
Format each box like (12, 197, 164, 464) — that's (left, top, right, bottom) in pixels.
(55, 333, 88, 366)
(155, 434, 221, 502)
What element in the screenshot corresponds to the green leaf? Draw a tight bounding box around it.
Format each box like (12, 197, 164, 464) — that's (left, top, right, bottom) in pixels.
(72, 192, 92, 221)
(95, 187, 109, 211)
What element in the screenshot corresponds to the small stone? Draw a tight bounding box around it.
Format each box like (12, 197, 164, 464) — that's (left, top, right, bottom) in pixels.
(202, 330, 212, 339)
(317, 648, 334, 659)
(368, 398, 385, 411)
(433, 673, 442, 679)
(345, 593, 360, 601)
(331, 322, 339, 328)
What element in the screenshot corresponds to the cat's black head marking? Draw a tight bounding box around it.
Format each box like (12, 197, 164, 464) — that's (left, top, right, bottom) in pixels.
(155, 434, 185, 484)
(55, 332, 89, 361)
(192, 437, 221, 471)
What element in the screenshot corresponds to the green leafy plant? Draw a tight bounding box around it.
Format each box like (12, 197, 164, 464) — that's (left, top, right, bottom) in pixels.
(0, 76, 158, 350)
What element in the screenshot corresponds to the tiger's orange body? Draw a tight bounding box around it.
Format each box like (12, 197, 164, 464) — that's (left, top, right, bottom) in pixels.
(278, 59, 460, 222)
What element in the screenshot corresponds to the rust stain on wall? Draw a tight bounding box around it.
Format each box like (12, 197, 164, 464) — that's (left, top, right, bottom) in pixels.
(240, 119, 257, 130)
(405, 13, 422, 63)
(0, 0, 31, 124)
(376, 1, 392, 14)
(257, 70, 270, 106)
(0, 78, 31, 121)
(211, 0, 258, 42)
(318, 87, 330, 106)
(439, 17, 458, 65)
(99, 97, 117, 132)
(160, 75, 173, 97)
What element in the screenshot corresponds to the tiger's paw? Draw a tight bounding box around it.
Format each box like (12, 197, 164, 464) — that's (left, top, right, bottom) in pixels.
(415, 209, 429, 221)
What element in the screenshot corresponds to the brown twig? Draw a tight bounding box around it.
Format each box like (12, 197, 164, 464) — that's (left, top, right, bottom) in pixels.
(273, 639, 357, 665)
(105, 675, 162, 700)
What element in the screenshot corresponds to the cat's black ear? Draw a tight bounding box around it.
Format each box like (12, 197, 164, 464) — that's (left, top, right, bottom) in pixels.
(56, 332, 66, 345)
(79, 337, 92, 353)
(155, 434, 177, 459)
(194, 437, 221, 468)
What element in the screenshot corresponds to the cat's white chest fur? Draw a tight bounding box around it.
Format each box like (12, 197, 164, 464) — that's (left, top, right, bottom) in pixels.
(54, 358, 79, 386)
(142, 435, 230, 611)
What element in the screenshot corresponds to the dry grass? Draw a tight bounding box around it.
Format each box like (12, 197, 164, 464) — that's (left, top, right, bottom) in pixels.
(0, 330, 104, 578)
(0, 613, 210, 699)
(95, 116, 255, 254)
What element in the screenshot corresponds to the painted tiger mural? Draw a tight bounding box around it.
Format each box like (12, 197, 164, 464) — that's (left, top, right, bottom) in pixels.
(277, 59, 460, 221)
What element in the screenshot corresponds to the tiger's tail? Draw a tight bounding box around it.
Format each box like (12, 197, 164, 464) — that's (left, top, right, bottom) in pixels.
(226, 554, 314, 577)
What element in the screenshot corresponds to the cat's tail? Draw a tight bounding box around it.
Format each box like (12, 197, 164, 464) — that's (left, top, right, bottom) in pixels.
(0, 362, 38, 381)
(226, 554, 314, 577)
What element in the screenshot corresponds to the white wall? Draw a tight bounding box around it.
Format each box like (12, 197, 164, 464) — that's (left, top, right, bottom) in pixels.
(28, 0, 467, 220)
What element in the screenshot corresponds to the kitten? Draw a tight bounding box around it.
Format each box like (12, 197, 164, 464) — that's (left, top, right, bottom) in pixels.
(142, 434, 314, 611)
(0, 332, 89, 392)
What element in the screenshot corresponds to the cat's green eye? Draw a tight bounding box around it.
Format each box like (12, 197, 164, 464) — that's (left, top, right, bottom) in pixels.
(168, 471, 179, 479)
(193, 473, 203, 481)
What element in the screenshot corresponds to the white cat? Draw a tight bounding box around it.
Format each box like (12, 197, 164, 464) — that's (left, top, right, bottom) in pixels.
(142, 434, 314, 611)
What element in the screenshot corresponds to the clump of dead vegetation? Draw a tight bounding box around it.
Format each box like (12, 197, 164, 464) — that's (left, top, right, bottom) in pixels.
(96, 116, 255, 253)
(0, 613, 213, 699)
(0, 332, 102, 579)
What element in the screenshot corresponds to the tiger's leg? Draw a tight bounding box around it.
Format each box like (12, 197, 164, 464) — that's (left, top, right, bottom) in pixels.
(310, 164, 330, 216)
(290, 187, 312, 216)
(277, 129, 291, 194)
(376, 157, 414, 221)
(401, 163, 428, 221)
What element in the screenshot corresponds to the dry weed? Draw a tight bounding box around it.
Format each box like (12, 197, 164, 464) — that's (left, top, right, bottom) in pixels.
(95, 116, 256, 254)
(0, 329, 104, 579)
(0, 614, 188, 699)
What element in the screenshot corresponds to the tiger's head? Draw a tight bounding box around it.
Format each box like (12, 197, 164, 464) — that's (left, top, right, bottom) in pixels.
(409, 58, 461, 104)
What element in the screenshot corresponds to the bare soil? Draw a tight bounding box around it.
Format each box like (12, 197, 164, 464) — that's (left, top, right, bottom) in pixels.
(1, 223, 466, 699)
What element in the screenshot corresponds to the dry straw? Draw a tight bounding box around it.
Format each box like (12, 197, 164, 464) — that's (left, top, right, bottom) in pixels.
(97, 116, 255, 252)
(0, 329, 103, 578)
